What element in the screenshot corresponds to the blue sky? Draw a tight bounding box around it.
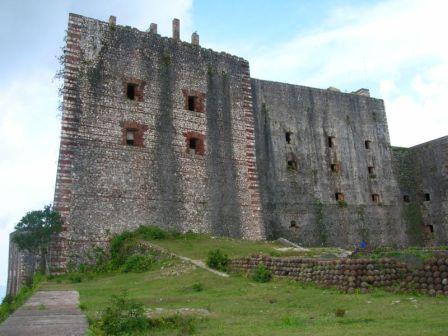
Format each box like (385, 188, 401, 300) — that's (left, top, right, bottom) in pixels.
(0, 0, 447, 289)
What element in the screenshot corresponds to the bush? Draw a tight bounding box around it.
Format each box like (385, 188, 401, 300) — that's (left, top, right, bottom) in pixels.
(191, 282, 204, 292)
(251, 263, 272, 283)
(100, 291, 148, 335)
(69, 274, 83, 283)
(335, 308, 346, 317)
(206, 249, 229, 272)
(135, 225, 167, 240)
(122, 254, 155, 273)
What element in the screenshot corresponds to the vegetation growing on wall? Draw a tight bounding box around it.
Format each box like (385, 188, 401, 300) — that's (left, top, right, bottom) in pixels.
(0, 273, 45, 323)
(313, 199, 327, 245)
(403, 203, 425, 245)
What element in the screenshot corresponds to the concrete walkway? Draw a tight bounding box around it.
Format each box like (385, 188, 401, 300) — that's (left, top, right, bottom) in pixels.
(0, 290, 87, 336)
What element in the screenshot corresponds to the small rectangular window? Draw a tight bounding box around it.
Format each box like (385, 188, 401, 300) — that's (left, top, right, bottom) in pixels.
(285, 132, 292, 144)
(335, 192, 344, 201)
(328, 136, 335, 148)
(287, 160, 297, 171)
(188, 96, 197, 111)
(424, 193, 430, 201)
(330, 163, 340, 172)
(371, 194, 380, 203)
(126, 129, 136, 146)
(126, 83, 137, 100)
(427, 224, 434, 233)
(368, 166, 375, 175)
(403, 195, 410, 203)
(365, 140, 371, 149)
(189, 138, 198, 150)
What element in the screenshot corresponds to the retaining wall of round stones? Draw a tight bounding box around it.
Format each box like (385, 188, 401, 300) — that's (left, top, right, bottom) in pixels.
(229, 255, 448, 296)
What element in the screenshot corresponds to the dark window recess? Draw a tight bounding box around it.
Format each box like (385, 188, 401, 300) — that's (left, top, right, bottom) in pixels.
(290, 220, 297, 228)
(189, 138, 198, 150)
(287, 160, 298, 171)
(126, 83, 137, 100)
(126, 129, 136, 146)
(188, 96, 197, 111)
(368, 166, 375, 175)
(328, 136, 335, 148)
(403, 195, 410, 203)
(372, 194, 380, 203)
(365, 140, 371, 149)
(285, 132, 292, 144)
(424, 193, 431, 201)
(427, 225, 434, 233)
(331, 163, 340, 172)
(335, 192, 345, 201)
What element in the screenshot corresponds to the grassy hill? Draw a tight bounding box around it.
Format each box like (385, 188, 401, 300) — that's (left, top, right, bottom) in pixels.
(40, 230, 448, 335)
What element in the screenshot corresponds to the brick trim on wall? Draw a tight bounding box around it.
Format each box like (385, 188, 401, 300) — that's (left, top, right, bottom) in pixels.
(123, 78, 146, 102)
(120, 121, 149, 147)
(183, 131, 205, 155)
(50, 13, 84, 273)
(241, 62, 265, 240)
(182, 89, 205, 113)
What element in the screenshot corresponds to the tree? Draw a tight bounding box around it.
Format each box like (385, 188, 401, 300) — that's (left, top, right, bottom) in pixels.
(12, 204, 63, 273)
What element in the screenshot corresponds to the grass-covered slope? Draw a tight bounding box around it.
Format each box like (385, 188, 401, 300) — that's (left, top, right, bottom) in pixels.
(40, 228, 448, 335)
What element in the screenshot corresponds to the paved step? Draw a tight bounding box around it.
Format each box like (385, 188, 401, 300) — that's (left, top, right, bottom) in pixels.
(0, 290, 87, 336)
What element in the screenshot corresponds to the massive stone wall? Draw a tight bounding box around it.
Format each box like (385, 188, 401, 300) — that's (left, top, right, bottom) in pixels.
(392, 137, 448, 245)
(251, 79, 407, 247)
(50, 13, 264, 270)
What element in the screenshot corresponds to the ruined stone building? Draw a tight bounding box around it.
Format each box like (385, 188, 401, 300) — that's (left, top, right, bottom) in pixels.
(7, 13, 447, 294)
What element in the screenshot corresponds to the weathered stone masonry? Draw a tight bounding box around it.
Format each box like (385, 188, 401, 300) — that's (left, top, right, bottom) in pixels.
(48, 13, 266, 272)
(6, 13, 447, 293)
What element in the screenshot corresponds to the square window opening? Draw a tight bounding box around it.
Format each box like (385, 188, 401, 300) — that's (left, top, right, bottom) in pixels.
(290, 220, 297, 228)
(424, 193, 431, 201)
(287, 160, 297, 171)
(365, 140, 371, 149)
(368, 166, 375, 175)
(403, 195, 410, 203)
(427, 224, 434, 233)
(331, 163, 340, 172)
(126, 83, 137, 100)
(372, 194, 380, 203)
(285, 132, 292, 144)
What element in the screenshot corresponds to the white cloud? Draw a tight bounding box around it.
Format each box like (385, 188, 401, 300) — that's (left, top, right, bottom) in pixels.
(223, 0, 448, 147)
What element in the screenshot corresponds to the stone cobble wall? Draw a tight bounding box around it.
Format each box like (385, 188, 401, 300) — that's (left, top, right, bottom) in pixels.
(6, 233, 38, 296)
(229, 255, 448, 296)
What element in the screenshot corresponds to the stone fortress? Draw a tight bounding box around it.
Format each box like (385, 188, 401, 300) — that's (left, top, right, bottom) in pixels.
(7, 13, 447, 294)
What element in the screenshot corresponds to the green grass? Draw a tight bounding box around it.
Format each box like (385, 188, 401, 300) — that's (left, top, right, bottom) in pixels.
(43, 260, 448, 335)
(146, 234, 342, 260)
(40, 231, 448, 335)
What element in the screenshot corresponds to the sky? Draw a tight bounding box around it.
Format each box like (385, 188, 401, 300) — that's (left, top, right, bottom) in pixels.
(0, 0, 447, 290)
